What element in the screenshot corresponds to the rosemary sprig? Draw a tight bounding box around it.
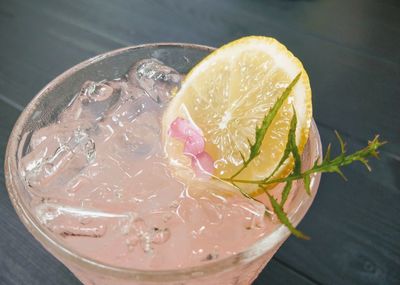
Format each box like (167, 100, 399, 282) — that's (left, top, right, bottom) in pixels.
(226, 134, 385, 187)
(231, 73, 301, 179)
(221, 75, 386, 238)
(268, 193, 309, 239)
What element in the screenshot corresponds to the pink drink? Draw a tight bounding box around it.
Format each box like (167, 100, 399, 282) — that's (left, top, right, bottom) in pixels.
(11, 50, 321, 285)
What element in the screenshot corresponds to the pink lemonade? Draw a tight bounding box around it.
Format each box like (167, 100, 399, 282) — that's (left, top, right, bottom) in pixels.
(17, 57, 318, 284)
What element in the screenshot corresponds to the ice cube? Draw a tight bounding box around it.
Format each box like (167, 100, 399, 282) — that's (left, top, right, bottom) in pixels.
(111, 110, 160, 158)
(83, 80, 115, 101)
(127, 59, 181, 105)
(35, 202, 132, 238)
(105, 78, 147, 102)
(233, 199, 266, 229)
(199, 199, 223, 225)
(120, 215, 172, 252)
(29, 122, 87, 150)
(59, 80, 121, 123)
(21, 123, 97, 192)
(109, 95, 159, 128)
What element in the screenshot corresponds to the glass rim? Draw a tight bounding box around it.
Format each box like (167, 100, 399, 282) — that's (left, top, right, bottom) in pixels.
(4, 43, 322, 282)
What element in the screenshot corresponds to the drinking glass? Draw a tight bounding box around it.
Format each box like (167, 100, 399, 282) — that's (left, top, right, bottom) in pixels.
(5, 43, 322, 285)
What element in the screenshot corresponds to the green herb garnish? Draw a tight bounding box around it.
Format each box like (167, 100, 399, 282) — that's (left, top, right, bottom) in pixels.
(222, 75, 386, 238)
(231, 73, 302, 179)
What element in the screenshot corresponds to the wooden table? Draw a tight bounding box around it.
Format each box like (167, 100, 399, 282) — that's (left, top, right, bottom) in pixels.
(0, 0, 399, 284)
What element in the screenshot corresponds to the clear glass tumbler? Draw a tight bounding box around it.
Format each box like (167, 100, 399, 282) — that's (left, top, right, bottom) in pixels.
(5, 43, 322, 285)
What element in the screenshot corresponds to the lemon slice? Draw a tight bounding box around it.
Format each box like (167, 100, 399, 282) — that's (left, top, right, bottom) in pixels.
(163, 36, 312, 196)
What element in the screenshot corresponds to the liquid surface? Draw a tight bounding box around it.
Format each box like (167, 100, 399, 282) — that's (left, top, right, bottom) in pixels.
(19, 59, 282, 269)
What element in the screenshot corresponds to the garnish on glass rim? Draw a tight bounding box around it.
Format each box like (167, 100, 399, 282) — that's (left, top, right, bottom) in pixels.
(162, 36, 386, 238)
(221, 74, 386, 239)
(162, 36, 313, 198)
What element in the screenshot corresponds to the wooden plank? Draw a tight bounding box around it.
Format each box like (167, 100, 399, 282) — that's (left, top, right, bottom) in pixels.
(0, 0, 399, 284)
(255, 259, 318, 285)
(275, 125, 400, 285)
(0, 0, 398, 155)
(225, 0, 400, 64)
(0, 103, 20, 183)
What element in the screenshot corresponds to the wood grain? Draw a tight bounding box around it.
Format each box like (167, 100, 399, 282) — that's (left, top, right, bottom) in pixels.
(1, 0, 399, 155)
(276, 126, 400, 285)
(0, 0, 399, 284)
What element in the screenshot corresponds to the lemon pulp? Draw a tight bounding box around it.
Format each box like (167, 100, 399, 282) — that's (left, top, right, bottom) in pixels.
(163, 36, 312, 196)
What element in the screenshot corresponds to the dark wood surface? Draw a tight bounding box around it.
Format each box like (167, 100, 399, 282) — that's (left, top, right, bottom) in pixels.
(0, 0, 399, 284)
